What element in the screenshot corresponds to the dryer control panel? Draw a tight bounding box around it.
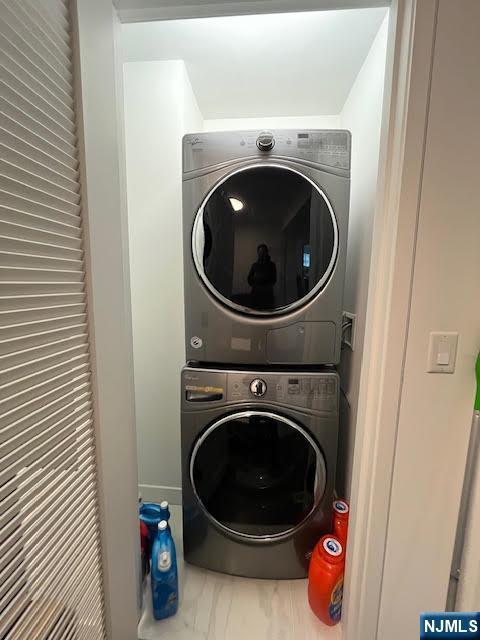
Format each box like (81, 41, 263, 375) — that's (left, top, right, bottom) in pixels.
(182, 367, 339, 413)
(183, 129, 351, 175)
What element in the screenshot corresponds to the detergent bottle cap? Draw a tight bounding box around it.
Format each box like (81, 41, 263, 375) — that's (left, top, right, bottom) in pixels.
(312, 536, 344, 567)
(160, 500, 169, 510)
(322, 536, 343, 558)
(158, 520, 168, 531)
(333, 500, 349, 515)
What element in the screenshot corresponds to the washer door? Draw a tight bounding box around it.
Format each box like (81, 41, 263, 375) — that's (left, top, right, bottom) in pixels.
(190, 411, 327, 540)
(192, 164, 338, 316)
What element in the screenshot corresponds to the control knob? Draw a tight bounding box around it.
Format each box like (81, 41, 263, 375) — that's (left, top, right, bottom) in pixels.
(250, 378, 267, 397)
(256, 131, 275, 151)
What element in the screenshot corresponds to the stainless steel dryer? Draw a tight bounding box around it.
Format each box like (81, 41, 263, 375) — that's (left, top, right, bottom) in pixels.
(181, 365, 339, 579)
(182, 129, 350, 365)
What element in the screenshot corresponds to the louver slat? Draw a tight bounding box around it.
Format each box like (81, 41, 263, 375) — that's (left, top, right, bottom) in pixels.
(0, 219, 82, 246)
(0, 94, 77, 154)
(0, 1, 72, 78)
(0, 0, 106, 637)
(0, 146, 79, 191)
(0, 130, 78, 180)
(0, 160, 80, 203)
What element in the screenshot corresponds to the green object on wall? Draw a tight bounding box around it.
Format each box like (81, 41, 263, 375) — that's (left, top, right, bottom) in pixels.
(475, 351, 480, 412)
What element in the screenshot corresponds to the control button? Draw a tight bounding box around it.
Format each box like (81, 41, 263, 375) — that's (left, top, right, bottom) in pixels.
(256, 131, 275, 151)
(250, 378, 267, 397)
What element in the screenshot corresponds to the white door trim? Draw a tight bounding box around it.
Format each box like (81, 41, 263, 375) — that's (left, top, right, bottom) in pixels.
(343, 1, 438, 638)
(71, 2, 140, 639)
(72, 1, 439, 638)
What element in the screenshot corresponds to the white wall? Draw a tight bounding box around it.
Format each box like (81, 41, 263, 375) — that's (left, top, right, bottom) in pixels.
(377, 1, 480, 636)
(120, 10, 387, 120)
(181, 62, 204, 135)
(124, 60, 203, 505)
(337, 16, 388, 499)
(204, 115, 340, 132)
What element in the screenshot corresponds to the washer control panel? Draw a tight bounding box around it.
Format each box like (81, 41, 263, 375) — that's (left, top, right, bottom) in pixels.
(182, 368, 339, 412)
(229, 371, 338, 412)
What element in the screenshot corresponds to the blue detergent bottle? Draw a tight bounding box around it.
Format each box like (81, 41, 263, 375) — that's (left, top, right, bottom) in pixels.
(151, 520, 178, 620)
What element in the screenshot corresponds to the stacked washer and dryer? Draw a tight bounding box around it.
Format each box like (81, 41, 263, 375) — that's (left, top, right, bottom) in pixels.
(180, 130, 351, 579)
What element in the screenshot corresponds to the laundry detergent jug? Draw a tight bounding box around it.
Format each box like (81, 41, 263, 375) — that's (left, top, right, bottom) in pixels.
(151, 520, 178, 620)
(308, 535, 345, 626)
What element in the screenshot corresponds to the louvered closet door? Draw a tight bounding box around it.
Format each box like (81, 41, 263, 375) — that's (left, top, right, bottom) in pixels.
(0, 0, 106, 638)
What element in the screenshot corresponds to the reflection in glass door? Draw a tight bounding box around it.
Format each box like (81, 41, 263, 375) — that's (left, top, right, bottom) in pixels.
(193, 165, 338, 315)
(191, 411, 326, 538)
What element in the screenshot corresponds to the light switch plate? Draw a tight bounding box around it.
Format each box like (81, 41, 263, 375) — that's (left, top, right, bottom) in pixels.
(427, 332, 459, 373)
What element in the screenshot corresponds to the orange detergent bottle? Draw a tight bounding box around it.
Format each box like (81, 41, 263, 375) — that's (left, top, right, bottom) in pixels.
(332, 499, 349, 548)
(308, 535, 345, 626)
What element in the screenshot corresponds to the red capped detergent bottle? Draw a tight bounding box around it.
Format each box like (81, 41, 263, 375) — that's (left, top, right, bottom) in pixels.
(308, 535, 345, 626)
(140, 520, 150, 578)
(332, 499, 349, 548)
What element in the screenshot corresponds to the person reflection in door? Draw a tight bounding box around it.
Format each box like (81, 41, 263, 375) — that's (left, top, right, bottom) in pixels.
(247, 244, 277, 310)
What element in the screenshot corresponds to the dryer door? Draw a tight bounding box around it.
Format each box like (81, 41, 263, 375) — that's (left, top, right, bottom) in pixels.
(192, 164, 338, 315)
(190, 410, 327, 539)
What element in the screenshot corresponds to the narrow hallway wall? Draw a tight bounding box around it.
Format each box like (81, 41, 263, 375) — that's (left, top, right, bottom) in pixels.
(124, 60, 203, 504)
(337, 16, 388, 499)
(203, 115, 340, 131)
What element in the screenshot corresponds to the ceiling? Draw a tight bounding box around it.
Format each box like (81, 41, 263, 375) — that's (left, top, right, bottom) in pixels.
(115, 1, 389, 22)
(121, 8, 388, 119)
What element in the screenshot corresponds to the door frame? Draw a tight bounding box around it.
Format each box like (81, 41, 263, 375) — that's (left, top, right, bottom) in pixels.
(71, 3, 140, 640)
(71, 1, 437, 638)
(341, 1, 438, 637)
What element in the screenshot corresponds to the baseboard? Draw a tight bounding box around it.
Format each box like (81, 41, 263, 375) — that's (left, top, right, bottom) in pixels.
(138, 484, 182, 505)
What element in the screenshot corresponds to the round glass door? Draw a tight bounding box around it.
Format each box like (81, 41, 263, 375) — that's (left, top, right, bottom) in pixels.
(192, 164, 338, 315)
(190, 411, 326, 539)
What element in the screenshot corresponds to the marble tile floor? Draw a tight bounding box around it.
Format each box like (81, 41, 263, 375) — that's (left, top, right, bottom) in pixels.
(138, 506, 342, 640)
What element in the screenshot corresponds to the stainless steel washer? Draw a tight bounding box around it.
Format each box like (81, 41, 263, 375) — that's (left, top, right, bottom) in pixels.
(182, 129, 350, 365)
(181, 365, 339, 579)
